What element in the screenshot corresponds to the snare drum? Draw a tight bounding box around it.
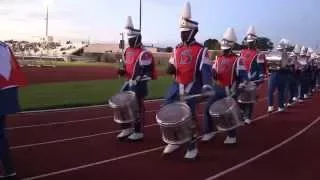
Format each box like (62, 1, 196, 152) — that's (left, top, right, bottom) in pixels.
(209, 97, 242, 131)
(156, 102, 193, 145)
(109, 91, 138, 124)
(238, 81, 257, 104)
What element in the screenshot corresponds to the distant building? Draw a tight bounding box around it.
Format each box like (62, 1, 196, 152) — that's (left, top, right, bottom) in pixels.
(83, 43, 163, 54)
(84, 43, 121, 53)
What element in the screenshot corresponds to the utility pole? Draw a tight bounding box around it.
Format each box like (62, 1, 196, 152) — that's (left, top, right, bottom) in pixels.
(120, 32, 125, 57)
(139, 0, 142, 32)
(119, 32, 125, 70)
(45, 5, 49, 37)
(45, 4, 50, 62)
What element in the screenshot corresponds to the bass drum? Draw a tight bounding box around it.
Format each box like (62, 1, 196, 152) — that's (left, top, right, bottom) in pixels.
(156, 102, 193, 145)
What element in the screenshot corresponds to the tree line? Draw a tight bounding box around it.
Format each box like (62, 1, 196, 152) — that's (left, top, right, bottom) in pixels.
(164, 37, 274, 52)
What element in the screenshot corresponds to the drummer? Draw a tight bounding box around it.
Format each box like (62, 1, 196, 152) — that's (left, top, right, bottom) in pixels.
(239, 26, 265, 124)
(201, 27, 248, 144)
(116, 16, 157, 141)
(162, 2, 213, 159)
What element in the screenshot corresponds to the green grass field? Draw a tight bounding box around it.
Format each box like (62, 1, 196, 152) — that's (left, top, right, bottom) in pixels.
(20, 76, 174, 111)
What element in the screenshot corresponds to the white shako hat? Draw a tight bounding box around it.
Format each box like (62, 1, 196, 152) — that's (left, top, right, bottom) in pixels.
(300, 46, 307, 56)
(293, 44, 301, 54)
(245, 25, 258, 42)
(125, 16, 141, 38)
(306, 47, 313, 57)
(276, 38, 290, 50)
(220, 27, 237, 50)
(179, 2, 198, 32)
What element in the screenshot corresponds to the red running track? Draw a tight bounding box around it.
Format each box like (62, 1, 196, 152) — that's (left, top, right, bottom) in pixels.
(5, 89, 320, 180)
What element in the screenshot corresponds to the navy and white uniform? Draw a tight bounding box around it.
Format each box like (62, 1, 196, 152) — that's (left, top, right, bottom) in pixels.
(0, 42, 26, 176)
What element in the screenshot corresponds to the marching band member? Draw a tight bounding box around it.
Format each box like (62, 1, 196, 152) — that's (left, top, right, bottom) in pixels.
(310, 52, 318, 94)
(314, 53, 320, 92)
(0, 41, 26, 179)
(162, 2, 213, 159)
(267, 39, 289, 112)
(117, 16, 157, 141)
(201, 27, 248, 144)
(315, 52, 320, 91)
(298, 46, 309, 101)
(311, 52, 318, 93)
(285, 44, 301, 106)
(306, 48, 316, 97)
(239, 26, 265, 124)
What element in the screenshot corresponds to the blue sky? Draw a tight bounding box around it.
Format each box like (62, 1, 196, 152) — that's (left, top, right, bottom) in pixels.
(0, 0, 319, 48)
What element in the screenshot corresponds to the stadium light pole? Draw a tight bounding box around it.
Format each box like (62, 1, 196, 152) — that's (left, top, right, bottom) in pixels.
(44, 0, 53, 38)
(44, 0, 53, 57)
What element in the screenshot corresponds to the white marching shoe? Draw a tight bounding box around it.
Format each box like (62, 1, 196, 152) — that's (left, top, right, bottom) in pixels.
(268, 106, 274, 113)
(163, 144, 180, 154)
(304, 94, 309, 99)
(244, 119, 251, 125)
(224, 136, 237, 144)
(278, 107, 285, 112)
(292, 97, 298, 102)
(128, 132, 144, 141)
(201, 132, 216, 142)
(0, 172, 17, 179)
(117, 128, 133, 139)
(287, 103, 293, 107)
(184, 148, 199, 159)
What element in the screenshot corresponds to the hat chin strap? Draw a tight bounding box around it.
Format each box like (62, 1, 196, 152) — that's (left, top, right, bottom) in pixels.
(187, 29, 194, 43)
(183, 28, 195, 45)
(134, 36, 138, 48)
(132, 35, 142, 48)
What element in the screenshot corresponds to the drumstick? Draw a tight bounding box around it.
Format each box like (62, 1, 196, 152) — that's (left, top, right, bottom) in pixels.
(119, 81, 129, 92)
(182, 91, 215, 101)
(118, 75, 152, 92)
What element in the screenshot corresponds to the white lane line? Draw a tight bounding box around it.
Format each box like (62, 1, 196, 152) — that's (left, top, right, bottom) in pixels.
(19, 99, 164, 114)
(10, 98, 268, 149)
(11, 108, 271, 150)
(7, 110, 157, 130)
(18, 88, 269, 114)
(10, 123, 159, 150)
(9, 98, 267, 130)
(204, 116, 320, 180)
(20, 110, 276, 180)
(21, 146, 166, 180)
